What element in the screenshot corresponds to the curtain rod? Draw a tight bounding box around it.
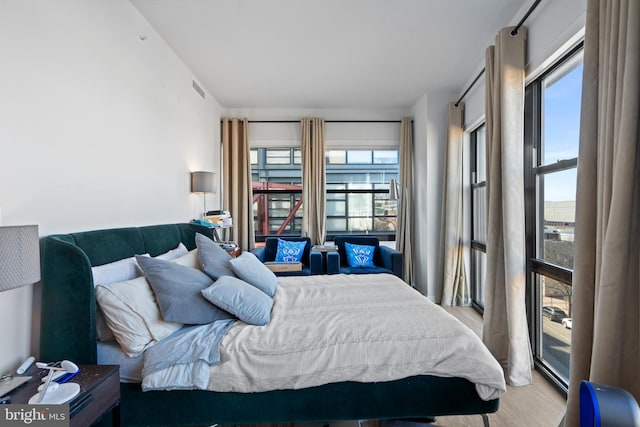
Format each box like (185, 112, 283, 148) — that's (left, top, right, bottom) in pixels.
(454, 0, 542, 107)
(455, 69, 485, 107)
(511, 0, 542, 36)
(227, 120, 408, 124)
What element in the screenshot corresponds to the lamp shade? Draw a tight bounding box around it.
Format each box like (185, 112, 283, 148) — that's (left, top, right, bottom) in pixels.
(0, 225, 41, 292)
(191, 171, 216, 193)
(389, 179, 399, 200)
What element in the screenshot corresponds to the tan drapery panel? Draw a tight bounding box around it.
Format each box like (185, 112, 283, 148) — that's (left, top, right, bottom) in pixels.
(301, 117, 326, 245)
(482, 27, 532, 386)
(221, 117, 255, 251)
(441, 103, 469, 306)
(396, 117, 414, 285)
(564, 0, 640, 424)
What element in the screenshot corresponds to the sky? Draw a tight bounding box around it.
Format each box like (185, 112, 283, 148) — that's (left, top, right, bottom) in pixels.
(542, 62, 583, 202)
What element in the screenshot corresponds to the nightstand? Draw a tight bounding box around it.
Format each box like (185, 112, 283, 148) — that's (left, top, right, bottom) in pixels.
(9, 364, 120, 427)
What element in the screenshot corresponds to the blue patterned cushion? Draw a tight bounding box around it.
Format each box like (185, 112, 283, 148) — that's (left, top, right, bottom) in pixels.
(275, 239, 306, 263)
(344, 242, 376, 268)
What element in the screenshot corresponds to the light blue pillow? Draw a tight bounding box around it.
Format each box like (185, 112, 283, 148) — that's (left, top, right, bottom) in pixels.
(229, 252, 279, 297)
(195, 233, 236, 279)
(202, 276, 273, 326)
(136, 255, 234, 325)
(275, 239, 306, 263)
(344, 242, 376, 268)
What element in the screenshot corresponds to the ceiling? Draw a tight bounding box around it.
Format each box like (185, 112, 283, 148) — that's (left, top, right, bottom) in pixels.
(131, 0, 527, 109)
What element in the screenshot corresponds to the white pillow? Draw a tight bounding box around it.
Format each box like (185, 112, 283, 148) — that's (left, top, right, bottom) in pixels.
(171, 249, 199, 269)
(92, 256, 146, 287)
(95, 276, 182, 357)
(154, 243, 188, 261)
(92, 255, 149, 341)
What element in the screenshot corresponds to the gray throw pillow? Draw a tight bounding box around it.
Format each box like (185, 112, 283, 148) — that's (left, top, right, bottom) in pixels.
(136, 255, 234, 325)
(229, 252, 278, 297)
(195, 233, 236, 279)
(202, 276, 273, 326)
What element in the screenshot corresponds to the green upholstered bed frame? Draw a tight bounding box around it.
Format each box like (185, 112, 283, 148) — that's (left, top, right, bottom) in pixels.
(39, 223, 499, 426)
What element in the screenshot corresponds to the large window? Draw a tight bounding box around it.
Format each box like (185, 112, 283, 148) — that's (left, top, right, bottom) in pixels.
(470, 125, 487, 310)
(325, 149, 398, 240)
(251, 148, 303, 240)
(250, 147, 398, 242)
(525, 46, 583, 390)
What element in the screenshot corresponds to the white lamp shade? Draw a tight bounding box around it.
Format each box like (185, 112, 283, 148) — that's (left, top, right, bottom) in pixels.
(191, 171, 216, 193)
(0, 225, 41, 292)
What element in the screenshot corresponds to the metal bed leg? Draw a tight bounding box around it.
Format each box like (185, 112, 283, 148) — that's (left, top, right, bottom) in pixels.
(481, 413, 490, 427)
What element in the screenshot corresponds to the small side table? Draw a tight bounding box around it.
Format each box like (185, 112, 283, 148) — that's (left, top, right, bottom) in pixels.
(9, 365, 120, 427)
(312, 245, 338, 273)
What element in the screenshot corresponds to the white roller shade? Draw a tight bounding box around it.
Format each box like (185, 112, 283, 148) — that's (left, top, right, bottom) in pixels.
(325, 122, 400, 149)
(249, 122, 301, 148)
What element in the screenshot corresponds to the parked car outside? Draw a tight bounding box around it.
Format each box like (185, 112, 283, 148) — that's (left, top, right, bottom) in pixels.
(543, 306, 568, 323)
(562, 318, 572, 329)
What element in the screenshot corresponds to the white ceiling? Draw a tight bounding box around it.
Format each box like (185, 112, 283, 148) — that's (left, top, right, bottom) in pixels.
(131, 0, 527, 109)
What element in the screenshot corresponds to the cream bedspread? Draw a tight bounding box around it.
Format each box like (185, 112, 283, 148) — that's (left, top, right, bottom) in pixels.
(143, 273, 506, 400)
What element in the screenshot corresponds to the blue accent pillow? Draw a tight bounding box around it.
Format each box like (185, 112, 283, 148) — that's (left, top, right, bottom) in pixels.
(195, 233, 236, 279)
(275, 239, 306, 263)
(228, 252, 279, 297)
(135, 255, 234, 325)
(202, 276, 273, 326)
(344, 242, 376, 268)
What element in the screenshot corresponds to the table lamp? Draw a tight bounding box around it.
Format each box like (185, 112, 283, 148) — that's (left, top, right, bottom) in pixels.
(0, 225, 41, 397)
(0, 225, 40, 292)
(191, 171, 216, 218)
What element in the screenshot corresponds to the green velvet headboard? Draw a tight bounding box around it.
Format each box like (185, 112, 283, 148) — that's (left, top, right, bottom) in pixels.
(39, 223, 213, 363)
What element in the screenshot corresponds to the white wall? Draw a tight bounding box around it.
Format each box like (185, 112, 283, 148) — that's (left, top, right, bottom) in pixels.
(410, 90, 457, 301)
(0, 0, 222, 373)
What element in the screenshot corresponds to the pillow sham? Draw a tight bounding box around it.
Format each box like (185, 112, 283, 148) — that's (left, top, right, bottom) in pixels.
(275, 239, 306, 263)
(92, 254, 149, 342)
(154, 242, 188, 261)
(95, 276, 182, 357)
(171, 249, 199, 269)
(344, 242, 376, 268)
(136, 255, 234, 325)
(229, 252, 278, 297)
(202, 276, 273, 326)
(92, 255, 145, 287)
(195, 233, 236, 279)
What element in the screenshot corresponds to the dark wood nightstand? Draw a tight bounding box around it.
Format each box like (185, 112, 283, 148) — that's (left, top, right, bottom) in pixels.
(9, 364, 120, 427)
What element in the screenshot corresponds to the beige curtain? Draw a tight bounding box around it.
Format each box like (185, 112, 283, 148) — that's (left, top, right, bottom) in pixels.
(221, 117, 255, 251)
(301, 117, 326, 245)
(396, 117, 414, 285)
(441, 103, 469, 306)
(482, 27, 532, 386)
(564, 0, 640, 424)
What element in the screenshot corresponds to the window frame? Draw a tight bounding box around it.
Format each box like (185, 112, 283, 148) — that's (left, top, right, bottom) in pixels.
(524, 42, 583, 396)
(470, 123, 487, 312)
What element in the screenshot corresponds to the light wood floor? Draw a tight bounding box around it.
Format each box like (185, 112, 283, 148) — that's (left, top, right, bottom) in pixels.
(434, 307, 566, 426)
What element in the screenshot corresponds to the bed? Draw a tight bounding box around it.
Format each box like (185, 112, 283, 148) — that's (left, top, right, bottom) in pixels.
(39, 223, 504, 427)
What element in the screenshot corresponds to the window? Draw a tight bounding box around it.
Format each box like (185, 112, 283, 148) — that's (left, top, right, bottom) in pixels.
(251, 148, 302, 240)
(525, 46, 583, 390)
(325, 149, 398, 240)
(470, 124, 487, 310)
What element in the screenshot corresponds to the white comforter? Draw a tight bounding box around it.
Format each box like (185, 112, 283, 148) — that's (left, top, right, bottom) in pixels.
(143, 273, 506, 400)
